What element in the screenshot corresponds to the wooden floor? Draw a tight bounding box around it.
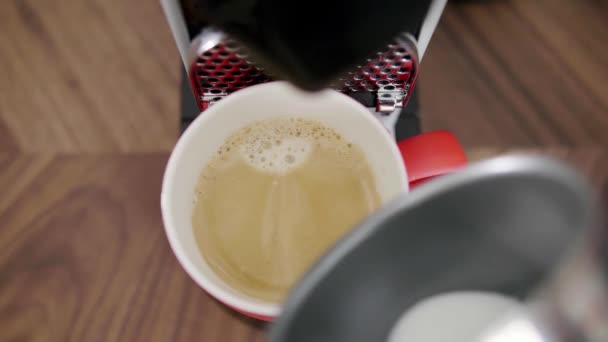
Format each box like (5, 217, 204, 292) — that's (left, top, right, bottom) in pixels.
(0, 0, 606, 341)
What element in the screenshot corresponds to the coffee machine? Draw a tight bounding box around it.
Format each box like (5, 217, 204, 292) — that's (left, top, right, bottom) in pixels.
(161, 0, 446, 137)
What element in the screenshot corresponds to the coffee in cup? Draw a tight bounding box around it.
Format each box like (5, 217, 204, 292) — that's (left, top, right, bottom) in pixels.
(192, 117, 382, 302)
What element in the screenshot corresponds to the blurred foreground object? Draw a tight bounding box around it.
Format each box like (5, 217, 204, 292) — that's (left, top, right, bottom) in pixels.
(268, 154, 607, 342)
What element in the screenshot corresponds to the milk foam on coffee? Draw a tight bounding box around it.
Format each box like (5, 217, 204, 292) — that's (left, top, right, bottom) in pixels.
(192, 117, 381, 302)
(239, 135, 313, 174)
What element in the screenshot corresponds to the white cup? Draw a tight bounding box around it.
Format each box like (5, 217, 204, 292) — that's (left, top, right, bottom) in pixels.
(160, 81, 463, 320)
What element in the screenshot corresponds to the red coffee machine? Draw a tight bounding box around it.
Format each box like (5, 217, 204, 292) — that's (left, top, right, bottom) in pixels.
(161, 0, 448, 137)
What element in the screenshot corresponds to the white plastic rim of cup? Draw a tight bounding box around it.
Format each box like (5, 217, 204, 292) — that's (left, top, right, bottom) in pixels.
(160, 81, 408, 319)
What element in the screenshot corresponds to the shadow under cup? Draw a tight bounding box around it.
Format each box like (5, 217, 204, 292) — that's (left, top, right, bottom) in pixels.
(160, 81, 408, 320)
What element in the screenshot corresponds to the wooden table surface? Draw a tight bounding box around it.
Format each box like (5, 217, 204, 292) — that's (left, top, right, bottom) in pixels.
(0, 0, 607, 341)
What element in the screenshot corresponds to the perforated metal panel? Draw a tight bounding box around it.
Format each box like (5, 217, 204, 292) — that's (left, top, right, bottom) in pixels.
(188, 31, 419, 113)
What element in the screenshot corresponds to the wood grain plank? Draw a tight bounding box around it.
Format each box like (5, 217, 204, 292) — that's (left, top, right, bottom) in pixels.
(0, 121, 18, 153)
(0, 0, 180, 152)
(514, 0, 608, 108)
(418, 15, 552, 147)
(458, 4, 594, 144)
(418, 0, 608, 147)
(0, 155, 267, 342)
